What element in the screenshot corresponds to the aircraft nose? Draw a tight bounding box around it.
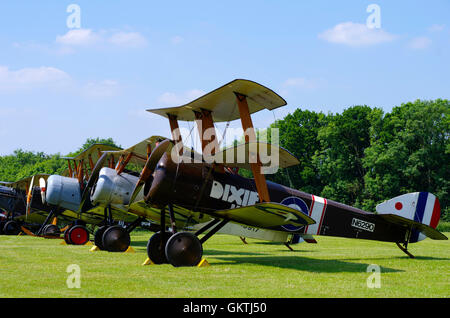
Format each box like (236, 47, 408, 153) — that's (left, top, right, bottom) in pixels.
(91, 173, 114, 206)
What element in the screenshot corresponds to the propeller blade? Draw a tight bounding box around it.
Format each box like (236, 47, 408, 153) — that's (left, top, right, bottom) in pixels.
(39, 177, 47, 204)
(78, 152, 109, 213)
(129, 139, 172, 205)
(25, 175, 36, 218)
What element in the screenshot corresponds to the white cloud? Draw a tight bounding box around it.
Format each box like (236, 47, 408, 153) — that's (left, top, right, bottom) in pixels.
(108, 31, 148, 48)
(55, 29, 101, 46)
(408, 37, 432, 49)
(0, 65, 71, 92)
(82, 80, 120, 98)
(428, 24, 445, 32)
(55, 29, 147, 50)
(319, 22, 396, 47)
(282, 78, 321, 90)
(157, 89, 205, 106)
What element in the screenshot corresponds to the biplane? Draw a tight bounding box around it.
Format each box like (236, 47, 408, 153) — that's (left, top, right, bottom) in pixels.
(0, 144, 140, 244)
(119, 78, 445, 267)
(75, 136, 301, 254)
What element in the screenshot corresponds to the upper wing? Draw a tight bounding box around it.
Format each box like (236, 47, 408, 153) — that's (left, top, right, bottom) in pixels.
(204, 142, 300, 170)
(208, 202, 315, 229)
(147, 79, 287, 123)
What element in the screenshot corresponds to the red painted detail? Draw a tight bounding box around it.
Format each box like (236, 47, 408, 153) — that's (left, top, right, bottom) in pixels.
(70, 227, 88, 245)
(305, 195, 316, 234)
(395, 202, 403, 210)
(429, 198, 441, 229)
(317, 198, 327, 235)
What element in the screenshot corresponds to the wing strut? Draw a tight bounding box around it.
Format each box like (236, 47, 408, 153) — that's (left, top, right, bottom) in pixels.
(235, 92, 270, 203)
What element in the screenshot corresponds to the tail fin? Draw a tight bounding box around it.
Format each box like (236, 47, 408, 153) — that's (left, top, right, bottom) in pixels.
(376, 192, 444, 242)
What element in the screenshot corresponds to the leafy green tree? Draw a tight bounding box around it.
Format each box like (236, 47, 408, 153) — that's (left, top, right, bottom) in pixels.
(363, 99, 449, 218)
(0, 138, 120, 182)
(312, 106, 383, 208)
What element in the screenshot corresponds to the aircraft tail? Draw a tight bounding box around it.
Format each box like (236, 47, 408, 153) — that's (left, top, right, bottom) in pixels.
(376, 192, 445, 242)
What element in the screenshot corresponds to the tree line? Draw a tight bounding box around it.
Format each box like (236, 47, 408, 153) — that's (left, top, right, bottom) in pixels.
(264, 99, 449, 220)
(0, 100, 448, 220)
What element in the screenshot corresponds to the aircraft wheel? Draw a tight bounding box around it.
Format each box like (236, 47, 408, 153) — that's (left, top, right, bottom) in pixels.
(43, 224, 60, 236)
(102, 225, 130, 252)
(3, 220, 21, 235)
(68, 225, 90, 245)
(147, 231, 172, 264)
(94, 226, 108, 250)
(165, 232, 203, 267)
(64, 226, 72, 244)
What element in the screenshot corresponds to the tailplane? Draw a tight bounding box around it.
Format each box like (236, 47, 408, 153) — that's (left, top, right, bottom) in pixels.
(376, 192, 446, 242)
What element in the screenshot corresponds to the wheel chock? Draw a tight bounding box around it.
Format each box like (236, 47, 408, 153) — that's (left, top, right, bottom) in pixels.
(84, 240, 93, 246)
(197, 259, 210, 267)
(142, 258, 155, 265)
(60, 240, 67, 245)
(90, 245, 101, 252)
(125, 246, 135, 253)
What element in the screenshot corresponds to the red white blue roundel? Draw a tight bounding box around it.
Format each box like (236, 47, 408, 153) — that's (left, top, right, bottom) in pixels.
(280, 196, 309, 231)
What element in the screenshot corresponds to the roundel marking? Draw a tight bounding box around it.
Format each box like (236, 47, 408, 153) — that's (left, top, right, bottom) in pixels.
(280, 196, 309, 232)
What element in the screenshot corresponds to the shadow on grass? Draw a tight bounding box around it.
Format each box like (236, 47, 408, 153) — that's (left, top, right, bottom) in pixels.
(207, 254, 403, 273)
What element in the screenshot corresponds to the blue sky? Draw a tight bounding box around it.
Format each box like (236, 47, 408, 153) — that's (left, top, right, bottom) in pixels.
(0, 1, 449, 155)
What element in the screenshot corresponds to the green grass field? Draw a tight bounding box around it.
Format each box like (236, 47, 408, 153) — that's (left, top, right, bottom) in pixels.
(0, 230, 448, 298)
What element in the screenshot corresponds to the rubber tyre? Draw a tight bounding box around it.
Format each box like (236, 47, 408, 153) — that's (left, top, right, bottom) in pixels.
(68, 225, 89, 245)
(64, 226, 72, 244)
(146, 231, 172, 264)
(94, 226, 108, 250)
(165, 232, 203, 267)
(3, 220, 21, 235)
(102, 225, 130, 252)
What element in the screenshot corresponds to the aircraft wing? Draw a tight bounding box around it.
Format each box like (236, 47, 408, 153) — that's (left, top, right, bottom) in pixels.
(208, 202, 315, 229)
(204, 142, 300, 170)
(147, 79, 287, 123)
(102, 135, 170, 167)
(0, 174, 50, 190)
(61, 144, 122, 163)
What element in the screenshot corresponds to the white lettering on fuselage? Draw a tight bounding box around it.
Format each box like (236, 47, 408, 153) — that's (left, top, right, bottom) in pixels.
(210, 180, 259, 208)
(351, 218, 375, 232)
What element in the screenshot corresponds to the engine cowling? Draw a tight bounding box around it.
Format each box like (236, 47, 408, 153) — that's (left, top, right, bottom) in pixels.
(90, 167, 140, 207)
(45, 175, 81, 211)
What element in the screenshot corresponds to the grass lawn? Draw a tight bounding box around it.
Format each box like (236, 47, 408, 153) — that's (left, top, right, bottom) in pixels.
(0, 230, 448, 298)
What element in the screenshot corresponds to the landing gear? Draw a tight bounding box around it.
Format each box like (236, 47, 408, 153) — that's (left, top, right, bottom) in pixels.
(102, 225, 130, 252)
(165, 232, 203, 267)
(93, 205, 144, 252)
(94, 226, 108, 250)
(66, 225, 90, 245)
(146, 207, 229, 267)
(396, 226, 415, 259)
(3, 220, 21, 235)
(147, 231, 172, 264)
(42, 224, 60, 236)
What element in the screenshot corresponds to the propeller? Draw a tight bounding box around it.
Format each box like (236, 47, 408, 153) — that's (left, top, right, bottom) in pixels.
(78, 152, 109, 213)
(25, 175, 36, 218)
(128, 139, 172, 205)
(39, 177, 47, 205)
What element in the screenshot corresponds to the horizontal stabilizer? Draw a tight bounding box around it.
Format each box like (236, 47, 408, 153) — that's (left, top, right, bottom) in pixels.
(147, 79, 287, 122)
(210, 202, 315, 229)
(378, 214, 447, 241)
